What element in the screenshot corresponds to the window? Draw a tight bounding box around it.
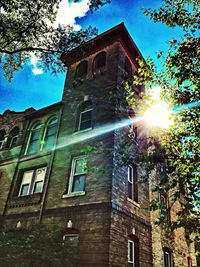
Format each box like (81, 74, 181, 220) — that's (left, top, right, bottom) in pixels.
(159, 192, 170, 222)
(18, 167, 47, 196)
(163, 247, 172, 267)
(187, 257, 192, 267)
(26, 123, 42, 154)
(125, 57, 132, 77)
(93, 51, 106, 72)
(77, 101, 93, 131)
(7, 127, 19, 148)
(43, 117, 58, 150)
(0, 129, 6, 149)
(128, 165, 138, 203)
(75, 60, 88, 79)
(128, 235, 139, 267)
(68, 156, 87, 194)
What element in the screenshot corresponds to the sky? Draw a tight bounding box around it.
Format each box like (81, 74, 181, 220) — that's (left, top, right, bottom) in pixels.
(0, 0, 183, 114)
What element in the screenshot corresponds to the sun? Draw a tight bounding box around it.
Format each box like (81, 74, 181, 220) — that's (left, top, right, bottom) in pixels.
(144, 87, 173, 128)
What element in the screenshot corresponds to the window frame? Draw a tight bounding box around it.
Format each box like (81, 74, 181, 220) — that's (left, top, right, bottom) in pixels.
(42, 117, 58, 151)
(163, 247, 173, 267)
(25, 122, 42, 155)
(78, 108, 93, 132)
(128, 239, 134, 264)
(67, 156, 87, 196)
(159, 192, 171, 222)
(0, 129, 6, 149)
(8, 127, 20, 148)
(128, 235, 140, 267)
(18, 166, 47, 197)
(127, 165, 138, 203)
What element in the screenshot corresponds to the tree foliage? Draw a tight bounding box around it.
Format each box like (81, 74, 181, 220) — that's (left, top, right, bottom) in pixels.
(0, 0, 110, 80)
(126, 0, 199, 240)
(0, 223, 78, 267)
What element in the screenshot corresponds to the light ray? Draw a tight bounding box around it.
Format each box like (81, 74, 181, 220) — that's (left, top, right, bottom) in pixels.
(55, 100, 200, 150)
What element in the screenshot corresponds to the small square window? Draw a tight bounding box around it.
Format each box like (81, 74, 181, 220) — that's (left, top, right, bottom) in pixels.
(68, 156, 87, 195)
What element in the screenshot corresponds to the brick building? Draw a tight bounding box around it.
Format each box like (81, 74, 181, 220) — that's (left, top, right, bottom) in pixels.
(0, 23, 196, 267)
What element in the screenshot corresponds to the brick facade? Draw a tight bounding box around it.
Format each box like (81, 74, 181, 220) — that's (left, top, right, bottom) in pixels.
(0, 23, 196, 267)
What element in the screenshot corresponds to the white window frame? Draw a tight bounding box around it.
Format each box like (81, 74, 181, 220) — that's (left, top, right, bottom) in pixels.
(0, 140, 4, 149)
(127, 165, 138, 203)
(78, 108, 93, 131)
(9, 134, 19, 148)
(68, 156, 87, 195)
(18, 167, 47, 196)
(25, 123, 42, 155)
(128, 240, 134, 265)
(163, 249, 172, 267)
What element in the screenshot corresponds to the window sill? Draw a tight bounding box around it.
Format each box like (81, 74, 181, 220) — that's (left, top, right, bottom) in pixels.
(62, 191, 85, 198)
(73, 128, 92, 135)
(127, 197, 140, 208)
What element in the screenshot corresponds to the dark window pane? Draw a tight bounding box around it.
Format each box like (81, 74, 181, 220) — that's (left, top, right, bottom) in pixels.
(72, 174, 85, 192)
(81, 110, 92, 122)
(128, 182, 133, 199)
(33, 181, 43, 193)
(80, 121, 92, 131)
(20, 184, 29, 196)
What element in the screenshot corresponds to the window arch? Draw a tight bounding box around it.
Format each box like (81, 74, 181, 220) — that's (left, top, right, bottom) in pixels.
(0, 129, 6, 149)
(125, 57, 132, 77)
(7, 127, 19, 148)
(26, 122, 42, 154)
(77, 101, 93, 131)
(75, 60, 88, 79)
(43, 117, 58, 150)
(128, 235, 139, 267)
(93, 51, 106, 72)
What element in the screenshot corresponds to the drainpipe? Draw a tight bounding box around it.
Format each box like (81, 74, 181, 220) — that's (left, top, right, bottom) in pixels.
(39, 103, 64, 223)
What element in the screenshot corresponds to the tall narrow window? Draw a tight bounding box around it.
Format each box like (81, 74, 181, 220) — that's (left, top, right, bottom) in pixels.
(68, 156, 87, 194)
(159, 192, 170, 222)
(0, 130, 6, 149)
(75, 60, 88, 79)
(43, 117, 58, 150)
(26, 123, 42, 154)
(128, 165, 138, 203)
(18, 167, 47, 196)
(77, 101, 93, 131)
(128, 235, 139, 267)
(8, 127, 19, 148)
(93, 51, 106, 72)
(163, 247, 172, 267)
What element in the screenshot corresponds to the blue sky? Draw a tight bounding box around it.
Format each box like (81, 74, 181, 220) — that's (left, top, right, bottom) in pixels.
(0, 0, 183, 114)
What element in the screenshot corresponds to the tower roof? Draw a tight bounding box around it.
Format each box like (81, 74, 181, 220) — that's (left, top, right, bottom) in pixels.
(61, 22, 144, 67)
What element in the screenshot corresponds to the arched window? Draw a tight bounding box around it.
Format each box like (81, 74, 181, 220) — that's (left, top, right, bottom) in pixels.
(125, 57, 132, 77)
(43, 117, 58, 150)
(26, 123, 42, 154)
(77, 101, 93, 131)
(163, 247, 173, 267)
(128, 235, 139, 267)
(75, 60, 88, 79)
(93, 51, 106, 72)
(0, 130, 6, 149)
(7, 127, 19, 148)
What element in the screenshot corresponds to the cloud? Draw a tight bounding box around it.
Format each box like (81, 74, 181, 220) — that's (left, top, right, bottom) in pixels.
(30, 54, 43, 75)
(53, 0, 90, 30)
(31, 0, 90, 75)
